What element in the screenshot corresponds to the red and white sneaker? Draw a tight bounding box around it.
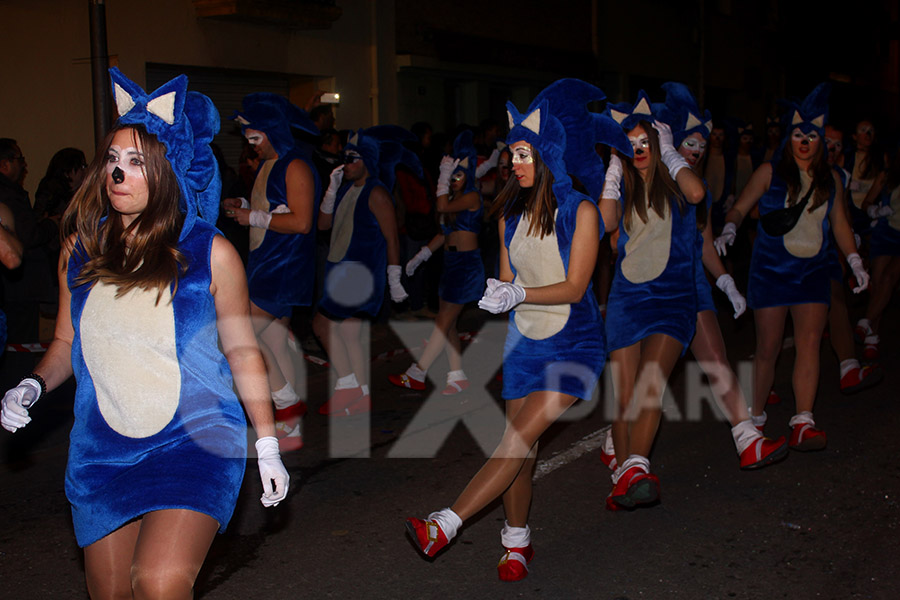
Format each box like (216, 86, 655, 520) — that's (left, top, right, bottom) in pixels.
(442, 379, 469, 395)
(497, 545, 534, 582)
(840, 364, 883, 394)
(766, 389, 781, 405)
(599, 425, 617, 471)
(606, 465, 660, 511)
(387, 373, 425, 391)
(854, 319, 873, 343)
(406, 517, 449, 557)
(789, 422, 827, 452)
(863, 335, 880, 361)
(274, 401, 306, 452)
(318, 386, 369, 416)
(739, 435, 787, 470)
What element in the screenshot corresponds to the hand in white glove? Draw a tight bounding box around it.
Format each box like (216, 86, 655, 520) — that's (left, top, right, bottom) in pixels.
(405, 246, 432, 276)
(866, 204, 880, 219)
(256, 436, 289, 507)
(387, 265, 408, 302)
(854, 233, 862, 249)
(436, 156, 460, 197)
(477, 277, 526, 314)
(321, 164, 345, 215)
(846, 252, 870, 293)
(653, 121, 690, 180)
(714, 222, 737, 257)
(1, 378, 42, 433)
(878, 204, 894, 218)
(715, 274, 747, 318)
(602, 155, 623, 200)
(475, 149, 501, 179)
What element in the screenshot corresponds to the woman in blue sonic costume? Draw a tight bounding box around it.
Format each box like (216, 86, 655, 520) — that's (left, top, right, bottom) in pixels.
(407, 79, 630, 582)
(715, 83, 868, 453)
(0, 68, 289, 598)
(599, 89, 707, 510)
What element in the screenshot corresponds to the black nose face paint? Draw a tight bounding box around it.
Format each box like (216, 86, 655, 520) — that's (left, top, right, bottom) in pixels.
(112, 167, 125, 184)
(635, 149, 644, 156)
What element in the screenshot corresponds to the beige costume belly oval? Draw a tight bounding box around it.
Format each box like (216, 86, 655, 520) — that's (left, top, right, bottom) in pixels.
(783, 173, 826, 258)
(509, 212, 569, 340)
(80, 282, 181, 438)
(328, 185, 364, 263)
(249, 160, 276, 252)
(621, 201, 672, 284)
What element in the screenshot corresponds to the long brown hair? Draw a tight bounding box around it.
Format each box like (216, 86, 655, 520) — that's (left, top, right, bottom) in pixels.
(61, 124, 187, 302)
(775, 131, 834, 211)
(621, 121, 684, 232)
(494, 147, 557, 238)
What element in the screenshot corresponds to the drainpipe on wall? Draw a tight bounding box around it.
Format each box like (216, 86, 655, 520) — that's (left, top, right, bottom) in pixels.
(89, 0, 111, 148)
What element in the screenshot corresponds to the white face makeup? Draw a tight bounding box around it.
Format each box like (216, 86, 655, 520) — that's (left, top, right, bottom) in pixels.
(825, 136, 843, 154)
(511, 145, 534, 165)
(629, 134, 650, 151)
(792, 129, 819, 144)
(451, 171, 465, 183)
(681, 137, 707, 153)
(106, 144, 146, 181)
(245, 131, 264, 147)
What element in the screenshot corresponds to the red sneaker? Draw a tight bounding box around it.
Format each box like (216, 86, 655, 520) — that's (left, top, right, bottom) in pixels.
(854, 320, 872, 343)
(442, 379, 469, 395)
(606, 466, 660, 511)
(275, 400, 307, 424)
(406, 517, 449, 557)
(789, 423, 827, 451)
(863, 339, 880, 361)
(840, 365, 884, 395)
(275, 420, 303, 452)
(318, 387, 369, 416)
(387, 373, 425, 391)
(497, 544, 534, 582)
(766, 389, 781, 405)
(739, 435, 787, 470)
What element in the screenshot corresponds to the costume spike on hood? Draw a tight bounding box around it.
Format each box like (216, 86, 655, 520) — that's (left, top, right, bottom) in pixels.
(772, 82, 831, 162)
(507, 98, 568, 188)
(232, 93, 318, 158)
(345, 125, 423, 192)
(605, 89, 656, 133)
(109, 67, 220, 240)
(657, 82, 713, 146)
(451, 129, 478, 194)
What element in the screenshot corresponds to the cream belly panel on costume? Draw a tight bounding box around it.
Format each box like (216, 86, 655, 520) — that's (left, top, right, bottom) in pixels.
(888, 186, 900, 231)
(783, 172, 826, 258)
(509, 212, 569, 340)
(80, 281, 181, 438)
(328, 185, 363, 263)
(621, 199, 672, 284)
(249, 160, 276, 252)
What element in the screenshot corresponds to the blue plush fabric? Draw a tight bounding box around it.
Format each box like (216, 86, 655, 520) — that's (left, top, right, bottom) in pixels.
(246, 147, 322, 314)
(747, 163, 834, 309)
(657, 82, 713, 148)
(605, 193, 699, 353)
(439, 249, 484, 304)
(318, 178, 389, 319)
(440, 201, 482, 236)
(451, 130, 479, 194)
(501, 196, 605, 401)
(66, 221, 247, 547)
(232, 93, 319, 157)
(349, 126, 423, 192)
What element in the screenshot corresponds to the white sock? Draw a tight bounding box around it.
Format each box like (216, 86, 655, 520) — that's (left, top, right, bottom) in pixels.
(500, 521, 531, 548)
(335, 374, 359, 390)
(360, 384, 370, 396)
(405, 363, 426, 382)
(789, 411, 815, 428)
(614, 454, 650, 483)
(731, 419, 763, 455)
(840, 359, 860, 379)
(750, 411, 767, 429)
(865, 334, 880, 345)
(427, 507, 462, 541)
(446, 369, 467, 383)
(602, 426, 615, 455)
(857, 318, 872, 336)
(271, 382, 299, 409)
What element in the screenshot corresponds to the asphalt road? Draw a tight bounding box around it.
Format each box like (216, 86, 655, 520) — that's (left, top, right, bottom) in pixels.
(1, 295, 898, 599)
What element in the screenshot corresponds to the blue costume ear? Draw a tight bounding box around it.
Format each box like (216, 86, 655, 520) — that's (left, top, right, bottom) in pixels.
(345, 125, 423, 192)
(658, 82, 713, 147)
(109, 67, 220, 240)
(605, 89, 655, 133)
(773, 82, 831, 161)
(451, 130, 478, 193)
(232, 93, 318, 157)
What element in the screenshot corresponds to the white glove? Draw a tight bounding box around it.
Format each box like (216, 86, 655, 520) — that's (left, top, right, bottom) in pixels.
(475, 149, 500, 179)
(846, 252, 869, 293)
(867, 204, 880, 219)
(255, 436, 289, 507)
(714, 222, 737, 257)
(238, 197, 250, 210)
(854, 233, 862, 248)
(477, 278, 526, 314)
(387, 265, 408, 302)
(248, 210, 272, 229)
(405, 246, 432, 276)
(321, 164, 344, 215)
(602, 155, 623, 200)
(1, 378, 43, 433)
(878, 204, 894, 218)
(715, 274, 746, 318)
(436, 156, 460, 197)
(653, 121, 690, 180)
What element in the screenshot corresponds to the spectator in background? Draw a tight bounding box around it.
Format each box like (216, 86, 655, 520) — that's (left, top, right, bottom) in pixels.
(33, 147, 87, 219)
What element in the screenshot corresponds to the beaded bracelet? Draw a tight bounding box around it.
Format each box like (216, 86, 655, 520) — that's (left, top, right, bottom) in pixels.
(22, 373, 47, 401)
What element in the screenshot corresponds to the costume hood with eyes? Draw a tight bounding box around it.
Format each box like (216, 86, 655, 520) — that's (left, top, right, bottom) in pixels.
(67, 69, 249, 548)
(343, 125, 423, 192)
(109, 67, 220, 240)
(499, 79, 623, 402)
(773, 82, 830, 162)
(231, 93, 319, 158)
(451, 130, 479, 194)
(657, 82, 713, 145)
(605, 89, 656, 134)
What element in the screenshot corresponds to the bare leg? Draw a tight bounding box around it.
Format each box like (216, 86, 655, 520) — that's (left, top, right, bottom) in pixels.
(789, 303, 828, 414)
(866, 256, 900, 332)
(450, 391, 577, 521)
(338, 318, 368, 389)
(690, 310, 749, 426)
(752, 306, 788, 417)
(828, 279, 856, 363)
(250, 302, 285, 392)
(84, 519, 141, 600)
(501, 396, 536, 527)
(260, 316, 296, 391)
(627, 334, 683, 457)
(609, 343, 640, 468)
(416, 300, 464, 372)
(312, 311, 353, 379)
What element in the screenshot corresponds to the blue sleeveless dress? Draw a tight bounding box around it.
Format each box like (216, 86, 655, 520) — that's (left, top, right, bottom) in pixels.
(246, 148, 321, 318)
(439, 196, 485, 304)
(66, 221, 247, 547)
(501, 189, 605, 401)
(869, 183, 900, 257)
